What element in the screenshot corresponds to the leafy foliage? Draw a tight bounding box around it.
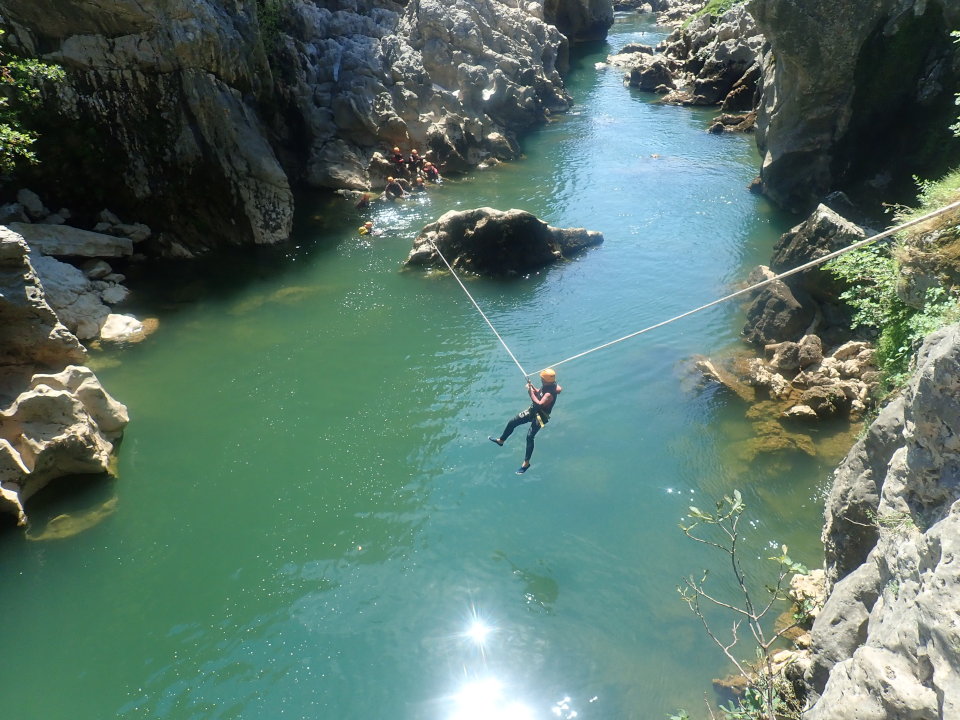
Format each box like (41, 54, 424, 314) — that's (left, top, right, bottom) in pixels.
(256, 0, 289, 48)
(683, 0, 745, 28)
(678, 492, 806, 720)
(827, 242, 960, 389)
(0, 29, 64, 175)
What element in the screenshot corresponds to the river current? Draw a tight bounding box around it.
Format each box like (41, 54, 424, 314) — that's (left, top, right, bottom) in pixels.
(1, 14, 850, 720)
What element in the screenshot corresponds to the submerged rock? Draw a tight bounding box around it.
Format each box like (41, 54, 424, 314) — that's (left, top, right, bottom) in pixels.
(405, 207, 603, 276)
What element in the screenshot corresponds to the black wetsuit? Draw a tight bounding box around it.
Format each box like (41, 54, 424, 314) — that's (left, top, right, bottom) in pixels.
(500, 383, 560, 463)
(385, 180, 405, 198)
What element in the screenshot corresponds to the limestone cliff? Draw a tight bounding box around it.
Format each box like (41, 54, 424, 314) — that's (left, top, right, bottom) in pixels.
(0, 231, 128, 526)
(0, 0, 600, 256)
(803, 324, 960, 718)
(749, 0, 960, 212)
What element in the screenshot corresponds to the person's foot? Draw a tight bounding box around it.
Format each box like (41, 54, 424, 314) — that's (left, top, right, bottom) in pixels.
(488, 436, 504, 447)
(516, 463, 530, 475)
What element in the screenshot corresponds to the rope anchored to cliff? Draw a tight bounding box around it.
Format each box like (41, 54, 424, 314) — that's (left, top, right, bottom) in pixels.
(430, 200, 960, 379)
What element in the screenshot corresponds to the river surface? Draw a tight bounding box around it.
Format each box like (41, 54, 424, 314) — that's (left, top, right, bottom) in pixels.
(1, 14, 853, 720)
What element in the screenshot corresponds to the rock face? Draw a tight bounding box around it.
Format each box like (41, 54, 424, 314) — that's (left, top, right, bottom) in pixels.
(0, 232, 127, 526)
(8, 222, 133, 258)
(0, 366, 128, 525)
(0, 230, 86, 384)
(3, 0, 584, 255)
(544, 0, 614, 42)
(607, 2, 763, 119)
(804, 324, 960, 717)
(749, 0, 960, 211)
(405, 207, 603, 275)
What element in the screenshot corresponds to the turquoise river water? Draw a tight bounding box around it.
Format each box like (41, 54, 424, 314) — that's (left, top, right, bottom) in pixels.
(1, 14, 856, 720)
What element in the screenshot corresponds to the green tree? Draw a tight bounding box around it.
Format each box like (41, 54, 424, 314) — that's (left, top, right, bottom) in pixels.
(678, 491, 806, 720)
(0, 28, 64, 175)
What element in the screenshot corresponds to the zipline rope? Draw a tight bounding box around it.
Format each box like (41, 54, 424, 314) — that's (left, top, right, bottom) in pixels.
(429, 200, 960, 381)
(428, 240, 529, 379)
(536, 199, 960, 375)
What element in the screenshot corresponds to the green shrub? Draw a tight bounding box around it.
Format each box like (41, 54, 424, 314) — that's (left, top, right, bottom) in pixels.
(827, 178, 960, 389)
(683, 0, 745, 27)
(0, 29, 64, 175)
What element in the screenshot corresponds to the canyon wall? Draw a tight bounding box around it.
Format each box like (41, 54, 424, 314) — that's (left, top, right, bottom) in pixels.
(0, 0, 605, 256)
(749, 0, 960, 212)
(803, 323, 960, 718)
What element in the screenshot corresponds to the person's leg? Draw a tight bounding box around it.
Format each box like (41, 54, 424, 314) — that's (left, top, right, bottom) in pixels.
(497, 409, 532, 444)
(522, 420, 542, 466)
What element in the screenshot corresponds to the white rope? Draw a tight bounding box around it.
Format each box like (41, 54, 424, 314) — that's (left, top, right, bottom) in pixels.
(536, 198, 960, 376)
(428, 240, 529, 379)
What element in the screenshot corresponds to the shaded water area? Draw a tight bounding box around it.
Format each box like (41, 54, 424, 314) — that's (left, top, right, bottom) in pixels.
(1, 14, 857, 720)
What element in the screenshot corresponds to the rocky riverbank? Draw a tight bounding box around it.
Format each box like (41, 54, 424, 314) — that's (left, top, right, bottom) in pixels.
(0, 0, 608, 257)
(0, 230, 128, 526)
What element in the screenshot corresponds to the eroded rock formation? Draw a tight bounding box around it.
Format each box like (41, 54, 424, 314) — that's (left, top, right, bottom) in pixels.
(750, 0, 960, 211)
(803, 323, 960, 718)
(0, 232, 127, 526)
(405, 207, 603, 275)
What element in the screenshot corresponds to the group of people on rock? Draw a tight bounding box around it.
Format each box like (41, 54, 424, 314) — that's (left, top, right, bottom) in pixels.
(390, 146, 441, 182)
(355, 146, 444, 235)
(389, 146, 442, 183)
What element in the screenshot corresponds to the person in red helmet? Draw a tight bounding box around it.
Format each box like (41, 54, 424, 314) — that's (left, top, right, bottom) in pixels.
(423, 161, 441, 183)
(489, 368, 561, 474)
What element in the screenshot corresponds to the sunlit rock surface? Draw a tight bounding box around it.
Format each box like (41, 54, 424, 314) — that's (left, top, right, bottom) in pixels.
(806, 324, 960, 717)
(0, 232, 127, 526)
(0, 229, 85, 383)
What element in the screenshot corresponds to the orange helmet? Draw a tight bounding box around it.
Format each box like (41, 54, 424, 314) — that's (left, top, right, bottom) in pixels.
(387, 176, 394, 182)
(539, 368, 556, 383)
(393, 147, 400, 153)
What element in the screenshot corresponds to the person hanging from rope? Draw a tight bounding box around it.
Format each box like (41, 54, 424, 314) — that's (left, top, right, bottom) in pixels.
(489, 368, 561, 474)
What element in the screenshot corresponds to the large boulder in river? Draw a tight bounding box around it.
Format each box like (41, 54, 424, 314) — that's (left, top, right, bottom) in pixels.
(7, 222, 133, 258)
(405, 208, 603, 276)
(741, 267, 815, 346)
